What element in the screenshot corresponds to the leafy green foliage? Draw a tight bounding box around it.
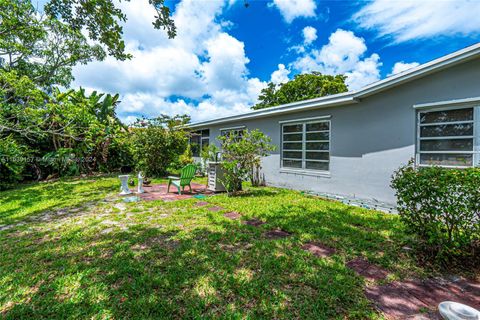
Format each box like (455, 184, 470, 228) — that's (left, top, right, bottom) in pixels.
(0, 69, 47, 138)
(1, 0, 176, 88)
(0, 136, 28, 189)
(391, 161, 480, 265)
(44, 0, 175, 61)
(130, 115, 190, 177)
(219, 129, 275, 194)
(0, 0, 106, 88)
(0, 75, 131, 181)
(0, 0, 182, 186)
(200, 143, 220, 173)
(178, 144, 194, 167)
(252, 72, 348, 110)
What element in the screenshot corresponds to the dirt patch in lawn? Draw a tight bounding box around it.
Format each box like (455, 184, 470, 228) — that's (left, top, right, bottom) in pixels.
(301, 242, 336, 258)
(242, 218, 266, 227)
(223, 212, 242, 220)
(264, 229, 291, 239)
(207, 206, 224, 212)
(195, 201, 209, 207)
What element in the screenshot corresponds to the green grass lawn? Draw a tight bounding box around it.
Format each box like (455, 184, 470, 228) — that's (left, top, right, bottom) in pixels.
(0, 176, 426, 319)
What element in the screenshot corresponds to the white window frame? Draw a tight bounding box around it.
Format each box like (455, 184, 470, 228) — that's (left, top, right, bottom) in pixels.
(415, 104, 480, 168)
(280, 118, 331, 173)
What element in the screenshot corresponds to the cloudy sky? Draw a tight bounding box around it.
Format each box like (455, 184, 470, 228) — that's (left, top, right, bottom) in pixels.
(70, 0, 480, 124)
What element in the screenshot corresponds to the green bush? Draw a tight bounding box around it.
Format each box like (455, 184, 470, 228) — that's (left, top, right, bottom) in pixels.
(391, 161, 480, 264)
(130, 117, 189, 177)
(199, 144, 219, 173)
(0, 136, 28, 189)
(178, 144, 194, 167)
(41, 148, 80, 177)
(219, 129, 275, 195)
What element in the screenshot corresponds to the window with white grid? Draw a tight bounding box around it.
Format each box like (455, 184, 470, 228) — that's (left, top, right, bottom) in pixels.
(281, 120, 330, 171)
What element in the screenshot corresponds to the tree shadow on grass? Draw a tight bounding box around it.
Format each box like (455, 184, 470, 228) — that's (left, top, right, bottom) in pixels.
(257, 202, 411, 269)
(1, 215, 376, 319)
(207, 188, 414, 275)
(0, 178, 117, 225)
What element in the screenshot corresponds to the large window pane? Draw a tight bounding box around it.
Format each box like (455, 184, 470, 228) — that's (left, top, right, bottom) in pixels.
(283, 159, 302, 168)
(306, 132, 329, 141)
(282, 120, 330, 171)
(420, 138, 473, 152)
(306, 151, 329, 160)
(283, 133, 302, 141)
(420, 123, 473, 137)
(306, 142, 329, 150)
(283, 124, 302, 133)
(283, 142, 303, 150)
(417, 107, 476, 168)
(420, 108, 473, 124)
(283, 151, 302, 159)
(420, 153, 473, 166)
(306, 161, 329, 170)
(306, 122, 329, 131)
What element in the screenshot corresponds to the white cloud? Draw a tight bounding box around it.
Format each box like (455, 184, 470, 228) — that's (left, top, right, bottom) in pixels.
(119, 94, 252, 125)
(389, 61, 420, 76)
(72, 0, 267, 123)
(291, 29, 382, 90)
(270, 64, 290, 84)
(354, 0, 480, 43)
(271, 0, 316, 23)
(202, 33, 250, 92)
(344, 54, 381, 89)
(302, 26, 317, 45)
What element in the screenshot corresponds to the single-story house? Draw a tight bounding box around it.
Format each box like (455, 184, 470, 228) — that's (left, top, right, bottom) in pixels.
(188, 43, 480, 206)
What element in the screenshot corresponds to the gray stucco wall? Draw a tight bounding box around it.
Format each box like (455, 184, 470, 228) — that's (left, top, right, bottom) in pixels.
(200, 58, 480, 204)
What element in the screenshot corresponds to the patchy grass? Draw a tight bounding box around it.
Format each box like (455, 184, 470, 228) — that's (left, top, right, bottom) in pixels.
(0, 175, 118, 225)
(0, 177, 428, 319)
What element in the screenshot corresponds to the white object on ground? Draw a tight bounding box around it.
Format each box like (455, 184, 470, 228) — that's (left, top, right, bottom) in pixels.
(439, 301, 479, 320)
(118, 175, 132, 195)
(137, 172, 144, 194)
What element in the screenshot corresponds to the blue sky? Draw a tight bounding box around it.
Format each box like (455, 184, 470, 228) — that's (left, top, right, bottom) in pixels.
(70, 0, 480, 123)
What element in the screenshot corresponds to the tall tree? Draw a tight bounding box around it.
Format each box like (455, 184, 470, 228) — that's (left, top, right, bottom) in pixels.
(1, 0, 176, 88)
(252, 72, 348, 110)
(44, 0, 176, 60)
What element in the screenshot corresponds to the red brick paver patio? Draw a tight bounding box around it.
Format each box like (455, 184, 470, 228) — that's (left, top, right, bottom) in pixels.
(139, 183, 213, 202)
(347, 257, 390, 282)
(366, 277, 480, 319)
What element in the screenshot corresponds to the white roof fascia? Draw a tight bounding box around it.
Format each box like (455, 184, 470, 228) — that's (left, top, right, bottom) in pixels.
(187, 43, 480, 129)
(188, 93, 356, 129)
(355, 43, 480, 98)
(413, 96, 480, 109)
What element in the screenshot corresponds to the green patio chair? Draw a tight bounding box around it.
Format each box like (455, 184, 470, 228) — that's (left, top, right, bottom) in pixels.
(167, 164, 197, 195)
